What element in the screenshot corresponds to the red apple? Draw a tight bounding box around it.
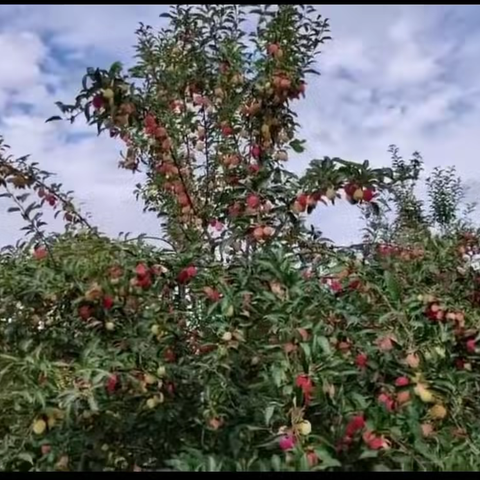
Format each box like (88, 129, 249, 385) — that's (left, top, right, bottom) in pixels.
(246, 194, 260, 209)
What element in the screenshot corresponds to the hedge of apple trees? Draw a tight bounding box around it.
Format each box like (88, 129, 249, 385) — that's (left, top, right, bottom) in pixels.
(1, 4, 480, 472)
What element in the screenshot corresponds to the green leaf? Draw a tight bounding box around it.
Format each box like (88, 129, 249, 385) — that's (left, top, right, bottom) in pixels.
(301, 342, 311, 360)
(315, 336, 331, 355)
(349, 392, 368, 410)
(272, 367, 284, 388)
(359, 450, 379, 460)
(45, 115, 62, 123)
(384, 270, 401, 303)
(271, 455, 282, 472)
(17, 452, 34, 464)
(314, 448, 342, 468)
(87, 395, 99, 413)
(264, 405, 275, 426)
(289, 139, 306, 154)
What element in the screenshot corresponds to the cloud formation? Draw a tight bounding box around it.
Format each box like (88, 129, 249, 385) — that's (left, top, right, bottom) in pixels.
(1, 4, 480, 246)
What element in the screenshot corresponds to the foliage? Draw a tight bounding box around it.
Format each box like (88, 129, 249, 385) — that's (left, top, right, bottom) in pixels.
(1, 4, 480, 473)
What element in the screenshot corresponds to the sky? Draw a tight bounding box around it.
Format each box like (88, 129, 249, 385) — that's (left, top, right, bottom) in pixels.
(1, 4, 480, 247)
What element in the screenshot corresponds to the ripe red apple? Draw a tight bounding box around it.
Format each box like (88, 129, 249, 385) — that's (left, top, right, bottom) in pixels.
(164, 349, 176, 363)
(378, 393, 395, 411)
(78, 305, 92, 321)
(251, 145, 261, 159)
(203, 287, 221, 302)
(221, 123, 234, 137)
(267, 43, 281, 57)
(355, 353, 368, 369)
(106, 373, 118, 394)
(297, 193, 308, 209)
(41, 444, 52, 456)
(228, 203, 241, 218)
(135, 263, 149, 278)
(136, 274, 152, 290)
(155, 126, 168, 139)
(253, 226, 264, 241)
(103, 296, 114, 310)
(161, 138, 172, 151)
(178, 193, 190, 207)
(45, 194, 57, 207)
(248, 163, 260, 175)
(395, 376, 410, 387)
(177, 265, 197, 284)
(292, 200, 305, 213)
(92, 95, 104, 110)
(396, 390, 411, 406)
(280, 77, 291, 90)
(246, 194, 260, 209)
(363, 188, 375, 202)
(344, 183, 357, 197)
(33, 246, 48, 260)
(262, 226, 275, 238)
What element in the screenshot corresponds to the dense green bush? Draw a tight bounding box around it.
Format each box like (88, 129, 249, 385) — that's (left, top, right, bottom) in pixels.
(1, 4, 480, 472)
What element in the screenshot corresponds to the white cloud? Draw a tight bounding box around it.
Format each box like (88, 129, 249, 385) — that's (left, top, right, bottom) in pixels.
(0, 32, 47, 90)
(1, 5, 480, 247)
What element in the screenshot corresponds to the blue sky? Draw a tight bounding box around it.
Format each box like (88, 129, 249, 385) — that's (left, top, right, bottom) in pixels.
(1, 4, 480, 246)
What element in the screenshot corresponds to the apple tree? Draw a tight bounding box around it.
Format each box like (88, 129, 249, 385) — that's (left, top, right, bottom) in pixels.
(1, 4, 480, 473)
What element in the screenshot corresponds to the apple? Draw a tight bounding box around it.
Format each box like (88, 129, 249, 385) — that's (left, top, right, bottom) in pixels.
(251, 145, 261, 159)
(395, 376, 410, 387)
(146, 396, 163, 409)
(246, 194, 260, 209)
(92, 95, 104, 110)
(325, 187, 336, 201)
(267, 43, 281, 57)
(78, 305, 92, 321)
(231, 73, 243, 85)
(103, 296, 114, 310)
(222, 331, 233, 342)
(279, 434, 296, 451)
(405, 353, 420, 369)
(363, 188, 375, 202)
(414, 384, 435, 403)
(292, 200, 305, 214)
(33, 246, 48, 260)
(262, 226, 275, 237)
(33, 419, 47, 435)
(353, 188, 364, 201)
(41, 444, 52, 456)
(297, 420, 312, 436)
(429, 404, 447, 420)
(253, 227, 264, 241)
(144, 373, 157, 385)
(396, 390, 411, 406)
(221, 123, 234, 137)
(280, 77, 291, 90)
(344, 183, 357, 197)
(102, 88, 114, 100)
